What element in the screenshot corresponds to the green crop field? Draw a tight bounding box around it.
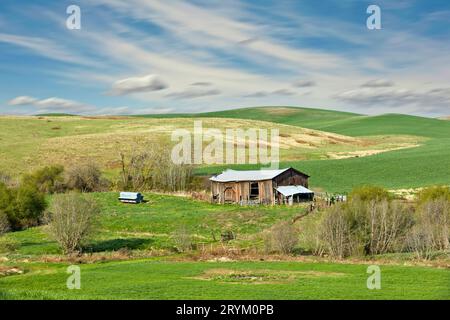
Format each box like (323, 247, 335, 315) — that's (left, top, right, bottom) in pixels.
(1, 259, 448, 300)
(167, 107, 450, 192)
(1, 106, 450, 192)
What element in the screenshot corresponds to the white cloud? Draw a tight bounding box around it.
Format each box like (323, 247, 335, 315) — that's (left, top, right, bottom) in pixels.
(166, 88, 221, 99)
(8, 96, 38, 105)
(293, 80, 316, 88)
(335, 86, 450, 115)
(110, 74, 168, 95)
(361, 79, 395, 88)
(8, 96, 95, 113)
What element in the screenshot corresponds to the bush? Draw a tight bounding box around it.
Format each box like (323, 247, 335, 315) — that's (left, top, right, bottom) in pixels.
(0, 183, 47, 230)
(13, 184, 47, 228)
(65, 162, 109, 192)
(407, 197, 450, 259)
(305, 188, 414, 259)
(0, 172, 11, 186)
(319, 204, 354, 258)
(264, 221, 298, 254)
(21, 165, 65, 194)
(0, 212, 10, 235)
(417, 186, 450, 204)
(46, 193, 100, 254)
(0, 238, 20, 253)
(349, 185, 391, 202)
(172, 225, 193, 252)
(118, 143, 194, 192)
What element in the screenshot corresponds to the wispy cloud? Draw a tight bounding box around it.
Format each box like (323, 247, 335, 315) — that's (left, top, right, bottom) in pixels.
(0, 32, 93, 66)
(1, 1, 449, 116)
(361, 79, 395, 88)
(8, 95, 95, 113)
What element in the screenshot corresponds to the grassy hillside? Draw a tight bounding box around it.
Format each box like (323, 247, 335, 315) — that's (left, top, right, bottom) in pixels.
(1, 192, 449, 300)
(1, 106, 449, 191)
(138, 106, 362, 128)
(176, 107, 450, 192)
(2, 192, 302, 256)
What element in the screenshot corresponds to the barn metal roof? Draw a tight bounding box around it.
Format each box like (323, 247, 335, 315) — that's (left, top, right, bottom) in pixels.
(276, 185, 314, 196)
(210, 168, 291, 182)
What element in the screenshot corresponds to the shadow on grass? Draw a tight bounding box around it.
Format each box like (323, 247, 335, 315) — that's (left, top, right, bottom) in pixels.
(84, 237, 154, 252)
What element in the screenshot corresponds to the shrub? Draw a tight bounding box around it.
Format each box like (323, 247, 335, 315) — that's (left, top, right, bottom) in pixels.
(46, 193, 100, 254)
(0, 183, 47, 230)
(172, 225, 193, 252)
(311, 190, 413, 258)
(264, 221, 298, 254)
(21, 165, 65, 194)
(0, 238, 20, 253)
(349, 185, 391, 202)
(0, 212, 10, 235)
(65, 162, 109, 192)
(118, 143, 194, 192)
(298, 213, 325, 256)
(319, 204, 354, 258)
(407, 197, 450, 259)
(0, 172, 11, 186)
(417, 186, 450, 204)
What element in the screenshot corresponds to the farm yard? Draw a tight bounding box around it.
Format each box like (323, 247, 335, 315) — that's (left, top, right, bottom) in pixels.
(0, 106, 449, 300)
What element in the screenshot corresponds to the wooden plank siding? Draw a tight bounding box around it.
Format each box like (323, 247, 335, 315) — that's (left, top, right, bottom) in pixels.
(211, 168, 309, 205)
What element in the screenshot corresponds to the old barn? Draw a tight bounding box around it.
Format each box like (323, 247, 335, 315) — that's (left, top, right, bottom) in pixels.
(210, 167, 313, 205)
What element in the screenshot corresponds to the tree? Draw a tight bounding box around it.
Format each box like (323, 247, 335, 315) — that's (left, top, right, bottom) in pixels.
(65, 162, 108, 192)
(0, 211, 9, 235)
(265, 221, 298, 254)
(118, 142, 194, 192)
(21, 165, 65, 194)
(0, 182, 46, 230)
(46, 193, 100, 254)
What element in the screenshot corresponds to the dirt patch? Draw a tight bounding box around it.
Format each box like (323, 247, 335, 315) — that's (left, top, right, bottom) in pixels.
(262, 107, 299, 116)
(191, 268, 346, 284)
(0, 266, 24, 277)
(327, 144, 420, 159)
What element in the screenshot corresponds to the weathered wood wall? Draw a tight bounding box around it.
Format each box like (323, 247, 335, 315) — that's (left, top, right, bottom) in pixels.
(211, 168, 309, 205)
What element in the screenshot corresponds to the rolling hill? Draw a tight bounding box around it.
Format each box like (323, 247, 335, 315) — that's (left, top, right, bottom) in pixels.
(140, 106, 450, 192)
(1, 106, 449, 192)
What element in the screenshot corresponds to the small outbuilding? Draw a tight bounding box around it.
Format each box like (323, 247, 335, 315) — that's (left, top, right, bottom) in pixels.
(210, 167, 313, 205)
(275, 185, 314, 205)
(118, 192, 144, 204)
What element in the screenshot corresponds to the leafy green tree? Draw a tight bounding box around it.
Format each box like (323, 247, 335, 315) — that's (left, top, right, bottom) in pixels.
(21, 165, 64, 194)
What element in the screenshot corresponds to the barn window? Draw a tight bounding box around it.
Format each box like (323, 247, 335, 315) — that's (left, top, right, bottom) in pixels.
(250, 182, 259, 199)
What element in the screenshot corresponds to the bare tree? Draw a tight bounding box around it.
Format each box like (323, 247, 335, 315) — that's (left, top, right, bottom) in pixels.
(407, 198, 450, 259)
(172, 225, 193, 252)
(365, 200, 413, 255)
(119, 142, 194, 192)
(320, 204, 352, 258)
(265, 221, 298, 254)
(46, 193, 100, 254)
(65, 162, 108, 192)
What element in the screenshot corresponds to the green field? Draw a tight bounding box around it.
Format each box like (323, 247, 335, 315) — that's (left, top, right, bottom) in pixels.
(1, 192, 302, 256)
(1, 106, 449, 300)
(1, 106, 450, 192)
(188, 107, 450, 191)
(1, 192, 449, 300)
(1, 259, 448, 300)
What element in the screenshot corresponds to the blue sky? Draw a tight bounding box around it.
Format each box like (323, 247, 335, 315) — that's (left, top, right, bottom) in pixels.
(0, 0, 449, 116)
